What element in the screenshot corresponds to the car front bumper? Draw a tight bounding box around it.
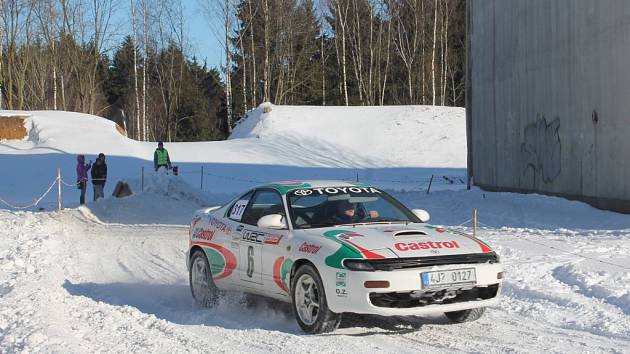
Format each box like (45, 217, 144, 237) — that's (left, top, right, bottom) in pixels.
(324, 262, 503, 316)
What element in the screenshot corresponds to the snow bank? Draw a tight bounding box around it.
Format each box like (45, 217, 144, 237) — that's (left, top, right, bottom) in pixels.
(231, 103, 466, 167)
(0, 106, 465, 210)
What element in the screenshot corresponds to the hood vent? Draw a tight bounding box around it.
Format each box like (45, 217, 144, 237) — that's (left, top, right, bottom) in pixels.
(393, 230, 428, 237)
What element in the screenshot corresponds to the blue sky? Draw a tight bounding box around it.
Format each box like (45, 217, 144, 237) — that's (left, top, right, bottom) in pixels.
(111, 1, 224, 70)
(184, 2, 223, 69)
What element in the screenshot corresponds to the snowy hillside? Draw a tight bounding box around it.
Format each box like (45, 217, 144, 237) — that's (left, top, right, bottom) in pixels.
(231, 103, 466, 167)
(0, 104, 465, 210)
(1, 105, 629, 353)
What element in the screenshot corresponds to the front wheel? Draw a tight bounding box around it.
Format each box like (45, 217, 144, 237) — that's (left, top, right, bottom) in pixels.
(189, 250, 220, 308)
(444, 307, 486, 323)
(291, 264, 341, 334)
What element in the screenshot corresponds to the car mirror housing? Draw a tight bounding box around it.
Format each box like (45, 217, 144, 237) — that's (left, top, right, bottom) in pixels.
(257, 214, 287, 229)
(411, 209, 430, 222)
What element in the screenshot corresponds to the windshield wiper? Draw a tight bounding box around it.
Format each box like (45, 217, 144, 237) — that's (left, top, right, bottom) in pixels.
(303, 222, 339, 228)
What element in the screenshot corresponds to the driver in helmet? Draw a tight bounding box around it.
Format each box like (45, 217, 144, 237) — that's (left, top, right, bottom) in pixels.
(330, 199, 379, 224)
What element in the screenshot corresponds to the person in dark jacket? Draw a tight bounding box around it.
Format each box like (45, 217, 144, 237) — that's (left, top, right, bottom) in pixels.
(154, 141, 172, 172)
(91, 153, 107, 201)
(76, 155, 92, 205)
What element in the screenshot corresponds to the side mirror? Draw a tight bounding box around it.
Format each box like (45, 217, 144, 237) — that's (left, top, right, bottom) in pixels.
(257, 214, 287, 229)
(411, 209, 430, 223)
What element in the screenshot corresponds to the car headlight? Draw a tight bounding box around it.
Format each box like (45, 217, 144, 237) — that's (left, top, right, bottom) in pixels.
(343, 259, 375, 271)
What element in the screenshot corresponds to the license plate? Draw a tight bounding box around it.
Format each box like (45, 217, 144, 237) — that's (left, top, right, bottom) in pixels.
(421, 268, 476, 288)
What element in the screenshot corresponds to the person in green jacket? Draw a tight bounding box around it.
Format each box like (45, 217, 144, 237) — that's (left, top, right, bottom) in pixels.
(154, 141, 172, 172)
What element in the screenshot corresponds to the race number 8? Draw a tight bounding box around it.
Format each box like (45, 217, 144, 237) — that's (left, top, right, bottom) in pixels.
(246, 246, 254, 277)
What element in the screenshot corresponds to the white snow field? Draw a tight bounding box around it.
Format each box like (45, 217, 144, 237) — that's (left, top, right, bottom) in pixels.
(1, 104, 629, 353)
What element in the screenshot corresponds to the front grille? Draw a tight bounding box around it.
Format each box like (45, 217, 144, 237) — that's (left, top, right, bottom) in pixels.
(370, 284, 500, 308)
(361, 253, 499, 271)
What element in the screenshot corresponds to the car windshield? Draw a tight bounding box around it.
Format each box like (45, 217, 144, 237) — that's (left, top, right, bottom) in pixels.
(287, 186, 420, 229)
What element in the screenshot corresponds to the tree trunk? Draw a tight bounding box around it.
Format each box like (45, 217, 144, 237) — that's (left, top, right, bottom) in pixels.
(321, 33, 325, 106)
(431, 0, 438, 105)
(263, 0, 270, 102)
(248, 0, 257, 107)
(131, 0, 140, 139)
(225, 0, 233, 131)
(335, 1, 349, 106)
(141, 0, 148, 141)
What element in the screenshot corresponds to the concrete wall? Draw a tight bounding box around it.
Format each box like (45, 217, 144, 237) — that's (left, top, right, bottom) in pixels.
(468, 0, 630, 212)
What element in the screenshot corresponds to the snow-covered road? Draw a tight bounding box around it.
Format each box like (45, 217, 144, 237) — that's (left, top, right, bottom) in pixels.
(1, 206, 628, 353)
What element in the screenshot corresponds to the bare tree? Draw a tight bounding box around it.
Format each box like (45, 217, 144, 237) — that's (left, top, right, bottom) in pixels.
(330, 0, 349, 106)
(141, 0, 148, 140)
(262, 0, 269, 102)
(131, 0, 140, 139)
(1, 0, 5, 110)
(247, 0, 256, 107)
(431, 0, 437, 105)
(393, 0, 420, 104)
(200, 0, 234, 129)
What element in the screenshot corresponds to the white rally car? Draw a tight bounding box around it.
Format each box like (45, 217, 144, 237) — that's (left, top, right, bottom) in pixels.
(187, 181, 503, 333)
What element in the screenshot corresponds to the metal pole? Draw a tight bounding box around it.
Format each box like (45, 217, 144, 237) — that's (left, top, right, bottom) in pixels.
(141, 166, 144, 192)
(356, 172, 359, 182)
(426, 175, 434, 194)
(57, 168, 61, 211)
(473, 208, 478, 238)
(201, 166, 204, 190)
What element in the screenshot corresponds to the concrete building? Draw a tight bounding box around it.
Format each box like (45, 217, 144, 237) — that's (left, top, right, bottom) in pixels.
(467, 0, 630, 213)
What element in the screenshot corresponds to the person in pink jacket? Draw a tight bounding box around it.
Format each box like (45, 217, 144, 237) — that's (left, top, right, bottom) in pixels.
(76, 155, 92, 204)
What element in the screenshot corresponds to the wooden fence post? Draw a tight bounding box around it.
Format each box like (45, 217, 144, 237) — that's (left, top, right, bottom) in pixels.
(57, 168, 62, 211)
(473, 208, 478, 238)
(426, 175, 434, 194)
(201, 166, 204, 190)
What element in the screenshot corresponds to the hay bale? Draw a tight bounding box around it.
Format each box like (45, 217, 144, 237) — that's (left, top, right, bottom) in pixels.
(112, 180, 133, 198)
(0, 116, 28, 140)
(115, 123, 127, 136)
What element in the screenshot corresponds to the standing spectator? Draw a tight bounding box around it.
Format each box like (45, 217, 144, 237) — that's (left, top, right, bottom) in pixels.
(76, 155, 92, 205)
(91, 153, 108, 201)
(154, 141, 172, 172)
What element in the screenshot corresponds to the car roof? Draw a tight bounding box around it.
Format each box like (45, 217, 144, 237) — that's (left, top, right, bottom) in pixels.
(257, 180, 372, 195)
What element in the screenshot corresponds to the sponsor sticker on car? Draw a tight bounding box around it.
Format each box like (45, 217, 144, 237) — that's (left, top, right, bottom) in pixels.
(335, 272, 348, 297)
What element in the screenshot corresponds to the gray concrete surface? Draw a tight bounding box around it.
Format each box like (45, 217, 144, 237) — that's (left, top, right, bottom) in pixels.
(468, 0, 630, 213)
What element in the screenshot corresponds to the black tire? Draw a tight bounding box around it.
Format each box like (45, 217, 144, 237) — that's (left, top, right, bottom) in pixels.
(189, 250, 220, 308)
(445, 307, 486, 323)
(291, 264, 342, 334)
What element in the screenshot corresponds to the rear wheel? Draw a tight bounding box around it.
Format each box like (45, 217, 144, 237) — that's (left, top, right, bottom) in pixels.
(291, 264, 341, 334)
(445, 307, 486, 323)
(189, 250, 220, 308)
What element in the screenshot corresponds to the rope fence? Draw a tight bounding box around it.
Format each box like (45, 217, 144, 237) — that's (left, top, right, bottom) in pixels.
(158, 165, 466, 193)
(0, 177, 59, 210)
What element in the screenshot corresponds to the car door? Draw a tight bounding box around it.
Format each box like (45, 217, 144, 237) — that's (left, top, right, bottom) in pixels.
(237, 189, 284, 286)
(257, 193, 291, 297)
(225, 190, 255, 287)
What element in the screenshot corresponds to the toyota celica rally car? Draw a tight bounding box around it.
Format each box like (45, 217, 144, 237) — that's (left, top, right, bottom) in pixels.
(187, 180, 503, 334)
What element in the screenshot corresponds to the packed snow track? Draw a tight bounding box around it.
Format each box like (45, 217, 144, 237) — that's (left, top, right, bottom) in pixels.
(1, 208, 628, 353)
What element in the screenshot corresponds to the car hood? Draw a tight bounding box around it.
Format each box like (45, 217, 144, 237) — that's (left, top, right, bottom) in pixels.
(300, 224, 493, 258)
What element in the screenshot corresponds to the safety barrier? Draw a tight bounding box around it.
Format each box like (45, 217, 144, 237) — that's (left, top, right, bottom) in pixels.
(0, 177, 59, 210)
(153, 165, 466, 193)
(0, 168, 103, 211)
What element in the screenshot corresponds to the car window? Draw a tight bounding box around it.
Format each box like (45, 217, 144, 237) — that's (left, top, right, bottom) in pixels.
(240, 190, 285, 226)
(287, 187, 420, 229)
(228, 191, 254, 221)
